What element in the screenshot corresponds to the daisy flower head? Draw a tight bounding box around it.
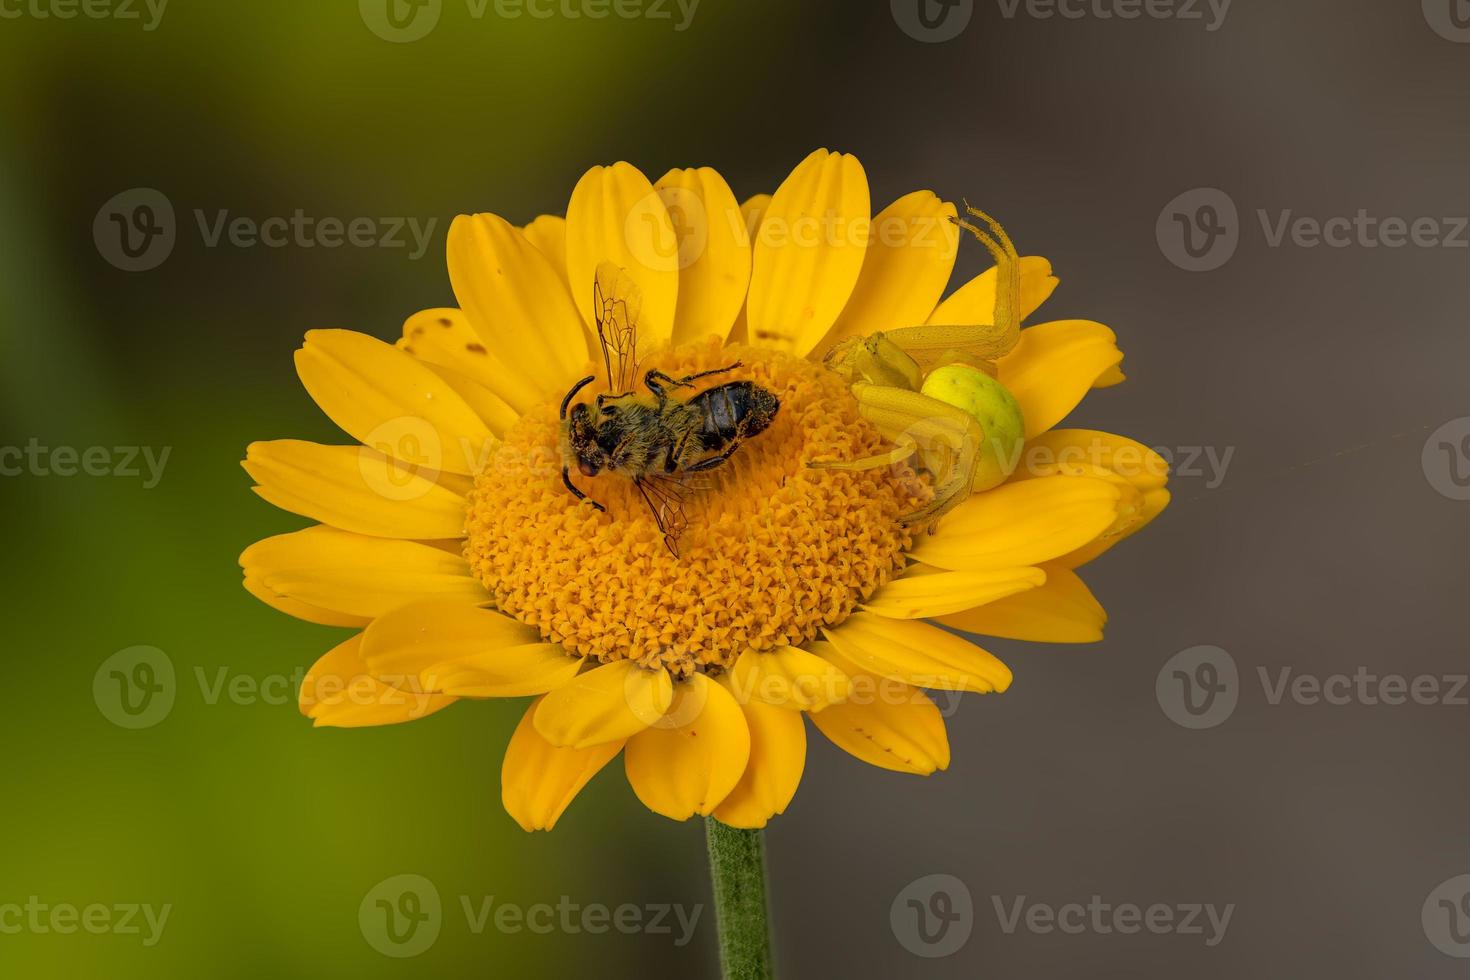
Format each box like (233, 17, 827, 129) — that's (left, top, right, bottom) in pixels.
(240, 149, 1169, 831)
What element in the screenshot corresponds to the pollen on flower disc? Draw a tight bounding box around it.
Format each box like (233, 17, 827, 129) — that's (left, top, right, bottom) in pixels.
(463, 339, 929, 677)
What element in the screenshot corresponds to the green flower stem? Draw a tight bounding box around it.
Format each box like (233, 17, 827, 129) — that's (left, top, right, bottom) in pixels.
(704, 817, 774, 980)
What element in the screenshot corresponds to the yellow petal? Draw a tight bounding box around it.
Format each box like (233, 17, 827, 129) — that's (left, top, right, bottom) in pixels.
(1014, 428, 1169, 490)
(1011, 429, 1171, 568)
(397, 307, 545, 418)
(565, 162, 679, 350)
(239, 525, 487, 619)
(534, 660, 672, 749)
(243, 574, 370, 628)
(653, 167, 751, 345)
(741, 193, 771, 239)
(624, 673, 751, 821)
(294, 328, 494, 477)
(712, 684, 806, 829)
(299, 634, 456, 728)
(521, 214, 571, 295)
(427, 645, 584, 698)
(912, 476, 1120, 571)
(821, 191, 958, 350)
(939, 563, 1107, 643)
(822, 612, 1011, 693)
(745, 149, 869, 356)
(862, 566, 1046, 619)
(926, 255, 1059, 326)
(808, 643, 949, 775)
(359, 596, 542, 687)
(1059, 486, 1171, 569)
(243, 439, 468, 540)
(726, 645, 851, 711)
(446, 212, 590, 411)
(419, 362, 519, 440)
(501, 696, 624, 832)
(726, 194, 771, 345)
(996, 320, 1124, 438)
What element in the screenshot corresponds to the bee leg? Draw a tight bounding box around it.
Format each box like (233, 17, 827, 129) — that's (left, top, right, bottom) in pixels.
(562, 465, 606, 512)
(595, 391, 635, 413)
(644, 362, 742, 403)
(672, 362, 742, 386)
(643, 370, 679, 405)
(687, 443, 742, 473)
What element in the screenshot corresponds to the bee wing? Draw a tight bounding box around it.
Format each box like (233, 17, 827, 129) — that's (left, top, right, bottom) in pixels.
(593, 262, 643, 396)
(635, 472, 708, 559)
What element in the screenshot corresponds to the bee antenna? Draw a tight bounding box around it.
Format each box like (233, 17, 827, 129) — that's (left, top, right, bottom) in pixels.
(561, 375, 597, 420)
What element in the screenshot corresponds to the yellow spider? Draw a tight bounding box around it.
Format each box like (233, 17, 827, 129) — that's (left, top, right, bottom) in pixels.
(813, 204, 1026, 526)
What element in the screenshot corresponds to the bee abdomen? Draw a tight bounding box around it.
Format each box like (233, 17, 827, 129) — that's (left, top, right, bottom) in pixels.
(694, 381, 780, 443)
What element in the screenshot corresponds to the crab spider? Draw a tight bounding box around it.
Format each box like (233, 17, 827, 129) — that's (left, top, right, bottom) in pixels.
(812, 204, 1026, 527)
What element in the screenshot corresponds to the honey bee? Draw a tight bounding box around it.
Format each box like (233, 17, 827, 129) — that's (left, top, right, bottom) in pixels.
(560, 262, 780, 557)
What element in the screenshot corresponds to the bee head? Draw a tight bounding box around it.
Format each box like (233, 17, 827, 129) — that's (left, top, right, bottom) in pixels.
(565, 402, 604, 477)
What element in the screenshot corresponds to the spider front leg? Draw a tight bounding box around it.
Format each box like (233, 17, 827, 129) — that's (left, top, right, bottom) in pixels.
(809, 383, 986, 527)
(862, 205, 1025, 378)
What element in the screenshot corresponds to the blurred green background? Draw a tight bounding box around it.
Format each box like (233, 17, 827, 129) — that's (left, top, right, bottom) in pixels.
(0, 2, 823, 976)
(6, 1, 1470, 977)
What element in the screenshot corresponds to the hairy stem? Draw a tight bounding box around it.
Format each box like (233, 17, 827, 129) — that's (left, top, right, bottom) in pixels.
(704, 817, 774, 979)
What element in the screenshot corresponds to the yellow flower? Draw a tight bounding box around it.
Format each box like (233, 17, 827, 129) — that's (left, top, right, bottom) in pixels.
(239, 149, 1169, 832)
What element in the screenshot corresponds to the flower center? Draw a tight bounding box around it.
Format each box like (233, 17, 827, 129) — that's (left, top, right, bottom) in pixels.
(463, 339, 929, 677)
